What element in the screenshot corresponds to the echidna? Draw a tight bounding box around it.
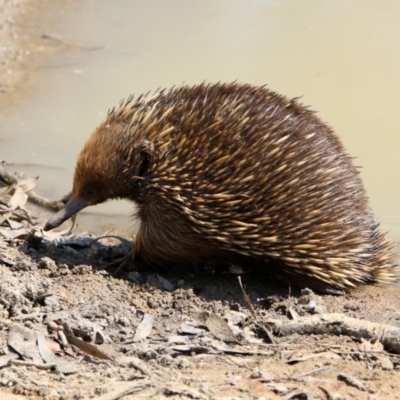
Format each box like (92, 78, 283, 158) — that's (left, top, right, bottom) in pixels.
(44, 82, 398, 293)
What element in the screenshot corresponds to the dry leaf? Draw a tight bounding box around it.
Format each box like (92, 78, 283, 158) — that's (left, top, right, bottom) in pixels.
(64, 331, 114, 361)
(132, 313, 155, 342)
(194, 312, 239, 344)
(0, 211, 12, 225)
(6, 219, 24, 230)
(178, 322, 206, 335)
(9, 187, 28, 210)
(0, 227, 29, 239)
(37, 331, 77, 374)
(7, 324, 42, 363)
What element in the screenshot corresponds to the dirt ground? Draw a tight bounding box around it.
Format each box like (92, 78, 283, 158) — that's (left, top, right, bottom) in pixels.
(1, 1, 400, 400)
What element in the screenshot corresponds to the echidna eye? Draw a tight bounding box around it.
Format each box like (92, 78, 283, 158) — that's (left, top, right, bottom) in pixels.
(138, 151, 151, 178)
(83, 184, 96, 197)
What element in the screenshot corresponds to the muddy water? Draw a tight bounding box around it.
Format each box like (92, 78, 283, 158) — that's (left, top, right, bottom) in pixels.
(1, 0, 399, 242)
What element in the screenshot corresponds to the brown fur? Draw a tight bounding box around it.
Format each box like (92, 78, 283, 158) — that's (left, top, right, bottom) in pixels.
(55, 82, 398, 292)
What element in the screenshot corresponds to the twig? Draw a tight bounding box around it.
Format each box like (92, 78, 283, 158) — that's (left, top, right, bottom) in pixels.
(95, 381, 151, 400)
(10, 359, 57, 370)
(334, 350, 400, 358)
(251, 366, 330, 384)
(338, 373, 367, 391)
(237, 276, 256, 319)
(292, 366, 330, 380)
(217, 354, 254, 371)
(267, 313, 400, 354)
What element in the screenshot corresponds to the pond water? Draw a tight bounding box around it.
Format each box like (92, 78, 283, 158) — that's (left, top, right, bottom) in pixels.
(1, 0, 399, 244)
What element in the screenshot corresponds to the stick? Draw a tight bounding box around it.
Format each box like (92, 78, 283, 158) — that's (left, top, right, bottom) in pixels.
(268, 313, 400, 354)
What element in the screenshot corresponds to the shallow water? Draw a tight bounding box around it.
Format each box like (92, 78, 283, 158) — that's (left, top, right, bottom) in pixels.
(1, 0, 399, 242)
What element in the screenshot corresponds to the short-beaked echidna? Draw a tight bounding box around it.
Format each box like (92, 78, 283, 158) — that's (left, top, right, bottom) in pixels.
(44, 82, 398, 293)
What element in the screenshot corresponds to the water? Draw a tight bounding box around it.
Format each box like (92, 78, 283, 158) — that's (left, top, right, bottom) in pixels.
(1, 0, 399, 242)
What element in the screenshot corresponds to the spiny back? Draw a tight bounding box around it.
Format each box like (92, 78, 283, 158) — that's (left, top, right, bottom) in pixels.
(75, 82, 398, 292)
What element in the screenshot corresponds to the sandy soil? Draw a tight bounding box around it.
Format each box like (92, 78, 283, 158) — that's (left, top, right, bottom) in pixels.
(1, 2, 400, 400)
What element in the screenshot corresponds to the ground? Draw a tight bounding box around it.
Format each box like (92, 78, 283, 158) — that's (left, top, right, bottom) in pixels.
(1, 1, 400, 399)
(0, 212, 400, 400)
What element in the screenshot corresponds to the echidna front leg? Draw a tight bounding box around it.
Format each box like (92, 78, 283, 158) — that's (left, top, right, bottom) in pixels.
(111, 230, 153, 274)
(103, 232, 140, 275)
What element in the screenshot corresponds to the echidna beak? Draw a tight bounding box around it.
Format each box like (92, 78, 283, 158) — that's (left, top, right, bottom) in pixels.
(44, 196, 89, 231)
